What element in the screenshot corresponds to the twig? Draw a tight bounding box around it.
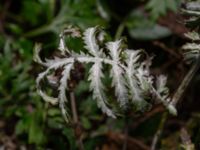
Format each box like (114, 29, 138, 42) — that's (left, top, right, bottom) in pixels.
(70, 92, 79, 123)
(151, 112, 168, 150)
(171, 55, 200, 106)
(151, 54, 200, 150)
(107, 131, 150, 150)
(153, 41, 181, 60)
(70, 91, 84, 150)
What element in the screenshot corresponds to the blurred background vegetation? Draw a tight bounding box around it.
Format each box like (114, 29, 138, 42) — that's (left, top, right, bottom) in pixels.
(1, 0, 200, 149)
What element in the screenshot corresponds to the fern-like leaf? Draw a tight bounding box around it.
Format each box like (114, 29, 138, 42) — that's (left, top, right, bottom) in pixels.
(35, 26, 173, 122)
(36, 69, 58, 105)
(125, 50, 143, 102)
(106, 40, 128, 108)
(182, 31, 200, 63)
(58, 63, 74, 122)
(88, 60, 115, 118)
(83, 27, 101, 56)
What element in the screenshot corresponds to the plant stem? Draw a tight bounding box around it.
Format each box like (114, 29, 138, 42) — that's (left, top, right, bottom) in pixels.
(151, 55, 200, 150)
(171, 55, 200, 106)
(70, 91, 79, 123)
(23, 3, 68, 38)
(70, 91, 84, 150)
(23, 24, 52, 38)
(151, 112, 168, 150)
(115, 23, 125, 40)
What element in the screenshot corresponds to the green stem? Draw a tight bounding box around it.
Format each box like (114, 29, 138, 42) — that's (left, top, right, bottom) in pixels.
(23, 24, 52, 38)
(115, 23, 125, 40)
(23, 4, 68, 38)
(151, 112, 168, 150)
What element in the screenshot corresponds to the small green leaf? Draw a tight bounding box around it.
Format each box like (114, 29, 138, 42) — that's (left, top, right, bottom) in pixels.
(6, 23, 23, 35)
(21, 1, 43, 25)
(15, 119, 27, 135)
(48, 108, 61, 116)
(126, 10, 172, 40)
(28, 113, 46, 145)
(81, 117, 91, 129)
(128, 24, 171, 40)
(146, 0, 179, 20)
(47, 117, 63, 129)
(62, 128, 76, 150)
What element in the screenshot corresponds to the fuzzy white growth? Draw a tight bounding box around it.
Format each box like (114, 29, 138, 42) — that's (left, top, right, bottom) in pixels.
(35, 26, 172, 122)
(125, 50, 142, 102)
(33, 43, 46, 66)
(106, 40, 122, 61)
(136, 59, 154, 92)
(183, 43, 200, 61)
(97, 31, 105, 42)
(184, 31, 200, 41)
(58, 63, 74, 122)
(183, 43, 200, 50)
(156, 75, 168, 95)
(83, 27, 101, 56)
(182, 31, 200, 62)
(58, 27, 81, 54)
(106, 41, 128, 107)
(36, 70, 58, 105)
(88, 59, 115, 118)
(58, 36, 67, 54)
